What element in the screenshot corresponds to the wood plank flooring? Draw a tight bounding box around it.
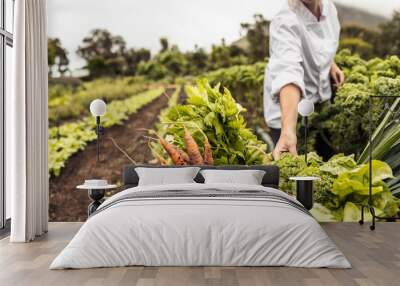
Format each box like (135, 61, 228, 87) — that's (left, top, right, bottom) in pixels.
(0, 222, 399, 286)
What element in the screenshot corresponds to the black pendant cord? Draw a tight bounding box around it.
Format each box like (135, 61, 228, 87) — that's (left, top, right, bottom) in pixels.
(96, 116, 100, 162)
(304, 116, 308, 165)
(359, 95, 399, 231)
(95, 116, 105, 163)
(96, 133, 100, 162)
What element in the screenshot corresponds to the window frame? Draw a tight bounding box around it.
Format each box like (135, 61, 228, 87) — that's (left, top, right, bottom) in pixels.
(0, 0, 14, 232)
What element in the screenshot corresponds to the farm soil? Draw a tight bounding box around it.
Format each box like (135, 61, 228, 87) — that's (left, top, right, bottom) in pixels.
(49, 88, 175, 221)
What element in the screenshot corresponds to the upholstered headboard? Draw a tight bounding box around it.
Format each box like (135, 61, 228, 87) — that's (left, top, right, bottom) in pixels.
(122, 165, 280, 189)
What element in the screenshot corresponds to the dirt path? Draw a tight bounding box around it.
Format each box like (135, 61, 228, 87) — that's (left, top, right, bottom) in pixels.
(49, 88, 174, 222)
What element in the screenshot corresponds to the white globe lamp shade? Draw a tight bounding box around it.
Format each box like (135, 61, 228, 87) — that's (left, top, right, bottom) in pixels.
(90, 99, 107, 117)
(298, 99, 314, 117)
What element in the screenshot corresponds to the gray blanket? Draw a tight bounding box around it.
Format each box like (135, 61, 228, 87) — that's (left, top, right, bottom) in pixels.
(50, 183, 351, 269)
(92, 189, 311, 217)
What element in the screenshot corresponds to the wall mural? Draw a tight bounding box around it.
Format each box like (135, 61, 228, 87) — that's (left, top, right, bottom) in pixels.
(47, 1, 400, 222)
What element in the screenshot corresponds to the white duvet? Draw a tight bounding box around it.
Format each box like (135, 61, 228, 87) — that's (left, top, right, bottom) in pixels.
(50, 183, 351, 269)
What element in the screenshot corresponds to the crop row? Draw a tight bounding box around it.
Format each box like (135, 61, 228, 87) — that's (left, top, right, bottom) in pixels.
(48, 87, 164, 176)
(48, 77, 148, 125)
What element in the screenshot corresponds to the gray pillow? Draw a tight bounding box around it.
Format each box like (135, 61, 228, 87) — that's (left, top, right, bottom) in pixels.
(200, 169, 266, 185)
(135, 167, 201, 186)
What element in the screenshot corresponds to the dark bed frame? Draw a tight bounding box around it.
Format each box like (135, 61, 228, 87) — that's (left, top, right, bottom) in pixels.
(122, 165, 280, 189)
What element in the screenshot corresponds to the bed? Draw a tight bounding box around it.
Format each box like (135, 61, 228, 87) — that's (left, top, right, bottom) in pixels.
(50, 165, 351, 269)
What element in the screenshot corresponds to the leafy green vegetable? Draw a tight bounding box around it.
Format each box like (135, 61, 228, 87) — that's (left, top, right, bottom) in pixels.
(311, 50, 400, 156)
(274, 152, 398, 221)
(153, 79, 268, 165)
(274, 153, 307, 194)
(329, 160, 398, 220)
(201, 62, 267, 128)
(358, 96, 400, 195)
(310, 203, 339, 222)
(343, 202, 365, 222)
(319, 154, 357, 176)
(274, 152, 353, 197)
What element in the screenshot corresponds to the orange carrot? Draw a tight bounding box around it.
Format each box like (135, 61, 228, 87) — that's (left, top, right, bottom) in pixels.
(179, 149, 190, 164)
(203, 136, 214, 165)
(159, 138, 188, 166)
(184, 128, 204, 165)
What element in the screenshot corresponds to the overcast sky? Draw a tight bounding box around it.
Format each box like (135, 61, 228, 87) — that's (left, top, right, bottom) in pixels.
(48, 0, 400, 71)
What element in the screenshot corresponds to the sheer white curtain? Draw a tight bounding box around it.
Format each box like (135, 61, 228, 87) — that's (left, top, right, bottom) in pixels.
(7, 0, 48, 242)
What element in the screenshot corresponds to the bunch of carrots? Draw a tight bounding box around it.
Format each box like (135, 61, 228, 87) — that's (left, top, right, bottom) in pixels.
(156, 127, 214, 166)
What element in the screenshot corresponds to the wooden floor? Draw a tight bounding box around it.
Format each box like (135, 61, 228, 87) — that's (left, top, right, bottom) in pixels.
(0, 223, 399, 286)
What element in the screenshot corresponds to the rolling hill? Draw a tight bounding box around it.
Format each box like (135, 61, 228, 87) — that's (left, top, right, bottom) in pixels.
(232, 2, 388, 50)
(335, 3, 387, 29)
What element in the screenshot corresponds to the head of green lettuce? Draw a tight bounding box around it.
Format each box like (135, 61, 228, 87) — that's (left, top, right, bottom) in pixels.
(322, 160, 399, 221)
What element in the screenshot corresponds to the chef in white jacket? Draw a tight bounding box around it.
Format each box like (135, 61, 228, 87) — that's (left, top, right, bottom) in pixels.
(264, 0, 345, 159)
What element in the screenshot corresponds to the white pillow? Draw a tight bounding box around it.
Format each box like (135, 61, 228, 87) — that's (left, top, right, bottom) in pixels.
(200, 169, 266, 185)
(135, 167, 200, 186)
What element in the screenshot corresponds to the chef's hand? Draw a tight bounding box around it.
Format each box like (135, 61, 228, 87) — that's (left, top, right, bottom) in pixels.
(273, 130, 298, 160)
(330, 63, 345, 88)
(273, 84, 301, 160)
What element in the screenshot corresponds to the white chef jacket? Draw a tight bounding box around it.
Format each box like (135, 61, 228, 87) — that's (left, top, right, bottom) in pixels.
(264, 0, 340, 129)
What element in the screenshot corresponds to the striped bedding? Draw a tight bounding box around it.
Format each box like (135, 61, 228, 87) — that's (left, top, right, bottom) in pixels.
(50, 183, 350, 269)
